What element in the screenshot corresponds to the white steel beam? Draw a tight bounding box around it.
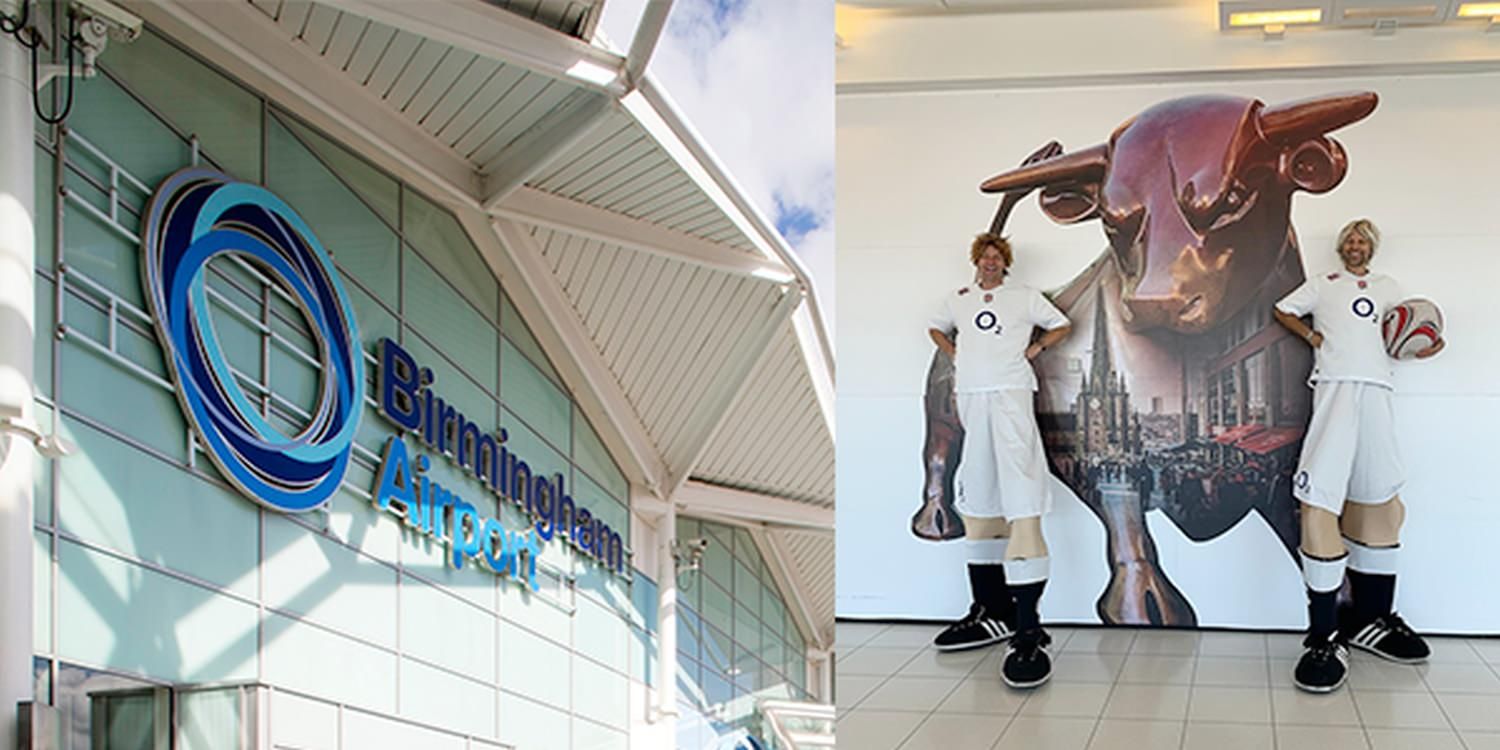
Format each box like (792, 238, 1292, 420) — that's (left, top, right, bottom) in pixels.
(624, 0, 675, 87)
(121, 0, 481, 207)
(484, 215, 670, 498)
(655, 500, 680, 723)
(494, 187, 789, 280)
(750, 527, 832, 652)
(313, 0, 629, 96)
(480, 90, 615, 210)
(675, 481, 833, 533)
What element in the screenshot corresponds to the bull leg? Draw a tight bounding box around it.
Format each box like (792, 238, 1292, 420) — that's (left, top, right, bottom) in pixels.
(913, 347, 967, 540)
(1094, 480, 1198, 626)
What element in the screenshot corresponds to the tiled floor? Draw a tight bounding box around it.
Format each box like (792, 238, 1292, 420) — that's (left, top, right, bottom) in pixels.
(836, 621, 1500, 750)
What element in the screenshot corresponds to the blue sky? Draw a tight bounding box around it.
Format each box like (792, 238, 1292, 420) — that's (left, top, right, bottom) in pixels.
(600, 0, 835, 318)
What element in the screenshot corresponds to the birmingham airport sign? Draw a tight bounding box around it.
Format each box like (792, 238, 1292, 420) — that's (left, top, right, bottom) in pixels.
(140, 169, 626, 590)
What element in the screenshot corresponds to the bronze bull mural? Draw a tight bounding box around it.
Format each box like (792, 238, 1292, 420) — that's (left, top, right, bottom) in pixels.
(914, 92, 1379, 626)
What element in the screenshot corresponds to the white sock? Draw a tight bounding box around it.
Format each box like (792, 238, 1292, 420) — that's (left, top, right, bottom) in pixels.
(968, 538, 1009, 565)
(1003, 556, 1050, 585)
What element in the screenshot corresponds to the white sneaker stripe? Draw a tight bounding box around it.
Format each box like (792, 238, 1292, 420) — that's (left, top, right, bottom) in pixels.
(1355, 623, 1385, 648)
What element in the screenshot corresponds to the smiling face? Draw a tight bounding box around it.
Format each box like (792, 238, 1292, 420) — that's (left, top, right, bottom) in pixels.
(975, 245, 1009, 285)
(1338, 229, 1374, 273)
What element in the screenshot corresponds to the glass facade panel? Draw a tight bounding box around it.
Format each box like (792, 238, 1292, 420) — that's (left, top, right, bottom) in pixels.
(262, 513, 398, 648)
(400, 573, 497, 682)
(571, 405, 627, 502)
(59, 335, 185, 460)
(501, 338, 570, 454)
(34, 277, 52, 399)
(65, 75, 192, 195)
(32, 402, 52, 525)
(573, 719, 629, 750)
(497, 621, 570, 710)
(35, 144, 54, 268)
(57, 540, 258, 683)
(34, 531, 50, 654)
(574, 592, 630, 674)
(404, 247, 498, 388)
(58, 417, 260, 595)
(572, 471, 630, 549)
(700, 578, 733, 639)
(500, 293, 561, 383)
(60, 177, 144, 308)
(675, 517, 815, 740)
(266, 118, 400, 302)
(263, 612, 396, 714)
(103, 29, 263, 183)
(177, 688, 242, 750)
(572, 656, 628, 729)
(274, 111, 400, 227)
(498, 692, 569, 750)
(403, 191, 498, 321)
(399, 657, 497, 739)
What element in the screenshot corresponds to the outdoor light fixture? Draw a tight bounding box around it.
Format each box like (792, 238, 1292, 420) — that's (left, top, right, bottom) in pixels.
(1220, 3, 1329, 38)
(1222, 0, 1500, 34)
(1227, 7, 1325, 26)
(1457, 1, 1500, 15)
(1456, 1, 1500, 25)
(564, 59, 620, 87)
(1341, 4, 1439, 18)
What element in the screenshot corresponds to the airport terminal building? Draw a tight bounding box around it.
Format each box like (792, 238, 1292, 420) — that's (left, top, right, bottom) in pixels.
(0, 1, 835, 748)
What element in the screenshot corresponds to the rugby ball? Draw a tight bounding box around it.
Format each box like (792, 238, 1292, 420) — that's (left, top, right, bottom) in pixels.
(1381, 298, 1443, 360)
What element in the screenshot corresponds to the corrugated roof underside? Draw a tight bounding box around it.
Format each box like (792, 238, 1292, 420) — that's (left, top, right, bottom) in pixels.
(529, 111, 760, 254)
(693, 326, 834, 507)
(779, 530, 835, 646)
(527, 224, 791, 476)
(478, 0, 596, 37)
(249, 0, 597, 41)
(247, 0, 579, 167)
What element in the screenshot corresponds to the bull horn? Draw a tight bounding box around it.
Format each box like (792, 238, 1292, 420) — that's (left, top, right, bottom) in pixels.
(1258, 92, 1378, 144)
(979, 143, 1108, 194)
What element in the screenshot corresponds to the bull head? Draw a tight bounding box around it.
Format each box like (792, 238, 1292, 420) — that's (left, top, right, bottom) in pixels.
(980, 92, 1377, 332)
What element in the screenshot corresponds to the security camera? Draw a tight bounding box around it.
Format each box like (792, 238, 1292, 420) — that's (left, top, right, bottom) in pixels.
(673, 537, 710, 574)
(70, 0, 141, 42)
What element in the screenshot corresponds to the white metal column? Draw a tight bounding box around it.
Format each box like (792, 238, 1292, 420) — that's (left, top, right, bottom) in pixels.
(655, 503, 680, 729)
(0, 30, 37, 750)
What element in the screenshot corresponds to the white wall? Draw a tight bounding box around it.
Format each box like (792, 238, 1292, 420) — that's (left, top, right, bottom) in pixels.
(836, 18, 1500, 631)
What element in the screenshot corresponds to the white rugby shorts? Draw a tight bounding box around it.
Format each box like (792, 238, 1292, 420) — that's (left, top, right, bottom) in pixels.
(1292, 380, 1405, 515)
(955, 389, 1053, 520)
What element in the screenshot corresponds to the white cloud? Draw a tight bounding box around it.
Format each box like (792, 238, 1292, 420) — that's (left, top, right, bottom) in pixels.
(599, 0, 835, 298)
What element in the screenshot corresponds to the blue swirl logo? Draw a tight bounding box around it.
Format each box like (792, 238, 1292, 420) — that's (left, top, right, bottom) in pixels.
(142, 169, 363, 512)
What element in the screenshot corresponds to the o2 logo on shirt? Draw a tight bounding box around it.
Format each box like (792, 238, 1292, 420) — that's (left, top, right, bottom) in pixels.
(1351, 296, 1378, 324)
(1295, 470, 1311, 491)
(974, 310, 1003, 336)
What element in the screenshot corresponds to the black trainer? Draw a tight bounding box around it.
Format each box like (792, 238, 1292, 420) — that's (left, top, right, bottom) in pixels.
(933, 603, 1012, 652)
(1001, 628, 1052, 689)
(1342, 611, 1430, 664)
(1293, 634, 1350, 693)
